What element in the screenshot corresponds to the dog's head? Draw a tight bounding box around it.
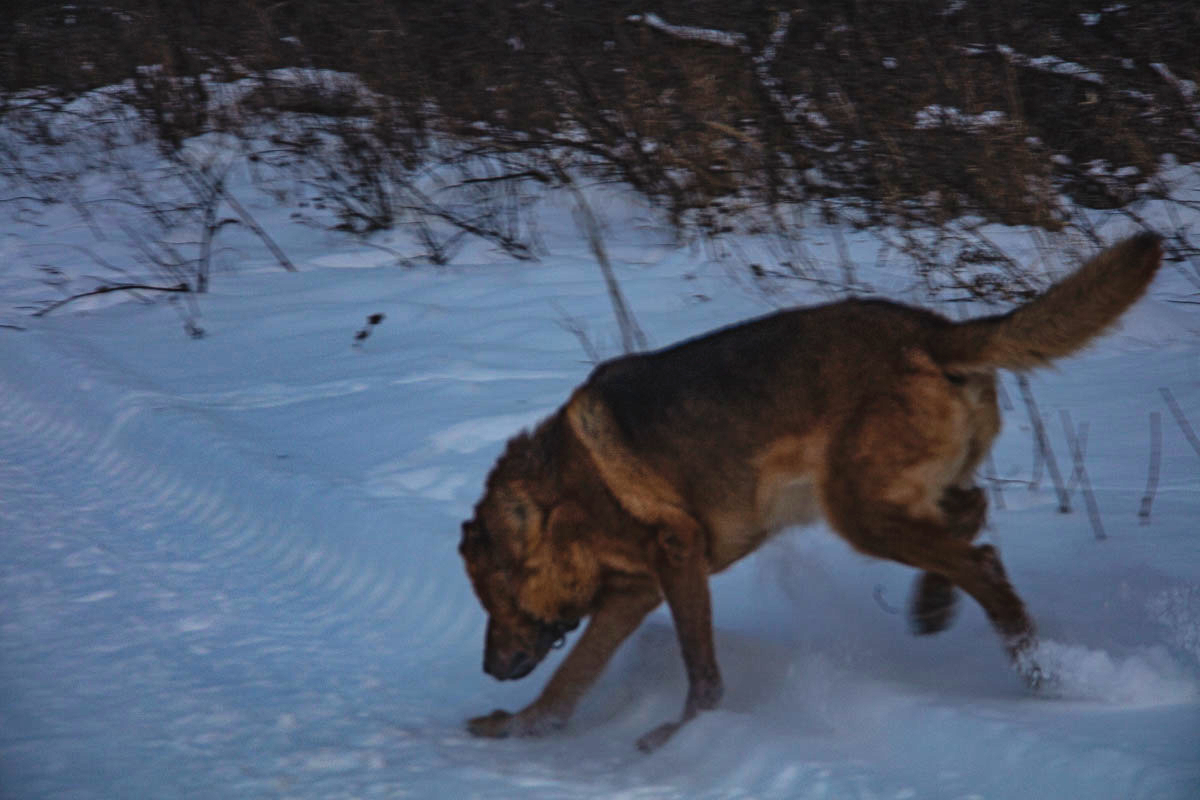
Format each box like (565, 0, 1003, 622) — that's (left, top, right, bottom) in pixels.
(460, 431, 600, 681)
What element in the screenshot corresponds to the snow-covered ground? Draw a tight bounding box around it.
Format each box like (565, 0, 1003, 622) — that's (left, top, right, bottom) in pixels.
(1, 140, 1199, 799)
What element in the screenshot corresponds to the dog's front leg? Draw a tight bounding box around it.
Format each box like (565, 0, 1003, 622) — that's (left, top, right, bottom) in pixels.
(468, 584, 661, 739)
(637, 523, 723, 753)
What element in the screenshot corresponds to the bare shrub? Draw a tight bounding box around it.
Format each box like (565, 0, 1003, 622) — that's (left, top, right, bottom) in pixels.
(3, 1, 1199, 300)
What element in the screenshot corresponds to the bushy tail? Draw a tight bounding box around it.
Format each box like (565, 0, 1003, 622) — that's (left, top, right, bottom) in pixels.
(933, 233, 1164, 371)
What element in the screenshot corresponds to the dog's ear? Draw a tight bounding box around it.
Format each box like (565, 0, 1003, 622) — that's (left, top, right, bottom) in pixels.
(518, 501, 600, 620)
(548, 502, 601, 603)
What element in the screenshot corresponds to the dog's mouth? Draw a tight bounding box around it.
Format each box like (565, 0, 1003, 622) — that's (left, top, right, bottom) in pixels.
(485, 618, 580, 681)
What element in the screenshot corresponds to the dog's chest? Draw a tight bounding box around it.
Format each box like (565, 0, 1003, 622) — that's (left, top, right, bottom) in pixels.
(759, 475, 823, 531)
(708, 474, 822, 571)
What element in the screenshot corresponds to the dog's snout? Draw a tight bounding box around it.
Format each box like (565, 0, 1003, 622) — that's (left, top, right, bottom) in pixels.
(483, 616, 545, 681)
(484, 648, 535, 681)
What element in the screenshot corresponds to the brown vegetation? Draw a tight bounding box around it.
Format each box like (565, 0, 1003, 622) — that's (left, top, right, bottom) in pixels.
(3, 2, 1198, 292)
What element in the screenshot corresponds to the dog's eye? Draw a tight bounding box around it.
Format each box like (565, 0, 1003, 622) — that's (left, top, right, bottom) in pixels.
(504, 501, 531, 528)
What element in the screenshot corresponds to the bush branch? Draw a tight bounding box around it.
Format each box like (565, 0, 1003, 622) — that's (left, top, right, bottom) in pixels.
(32, 283, 192, 317)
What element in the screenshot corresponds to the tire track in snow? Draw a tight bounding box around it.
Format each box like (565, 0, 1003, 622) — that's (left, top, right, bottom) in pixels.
(0, 343, 492, 800)
(0, 340, 467, 651)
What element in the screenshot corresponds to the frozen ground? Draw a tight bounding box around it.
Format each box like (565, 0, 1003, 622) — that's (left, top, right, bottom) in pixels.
(1, 147, 1199, 799)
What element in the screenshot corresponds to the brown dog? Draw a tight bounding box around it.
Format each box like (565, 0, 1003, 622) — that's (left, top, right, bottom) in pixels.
(459, 233, 1163, 752)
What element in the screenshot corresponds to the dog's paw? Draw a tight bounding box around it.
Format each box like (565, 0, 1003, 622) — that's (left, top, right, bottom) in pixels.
(636, 721, 681, 754)
(1007, 635, 1060, 694)
(1016, 654, 1053, 694)
(467, 708, 566, 739)
(467, 709, 516, 738)
(909, 571, 959, 635)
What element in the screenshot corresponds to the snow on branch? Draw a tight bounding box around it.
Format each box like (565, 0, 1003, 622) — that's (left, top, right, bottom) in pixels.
(962, 44, 1105, 85)
(626, 13, 746, 48)
(1150, 62, 1200, 123)
(914, 105, 1007, 131)
(627, 11, 792, 68)
(753, 12, 795, 118)
(628, 11, 797, 126)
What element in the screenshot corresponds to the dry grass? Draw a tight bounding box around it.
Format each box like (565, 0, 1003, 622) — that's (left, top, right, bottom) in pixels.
(4, 1, 1199, 295)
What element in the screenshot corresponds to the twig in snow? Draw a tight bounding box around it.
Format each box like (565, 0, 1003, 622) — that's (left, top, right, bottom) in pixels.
(32, 283, 192, 317)
(210, 179, 297, 274)
(1139, 411, 1163, 524)
(553, 166, 646, 354)
(1062, 415, 1089, 498)
(1029, 417, 1045, 490)
(120, 219, 191, 280)
(872, 585, 900, 615)
(179, 155, 297, 274)
(996, 376, 1014, 412)
(1017, 374, 1070, 512)
(1059, 410, 1106, 540)
(983, 450, 1006, 511)
(830, 225, 858, 289)
(352, 313, 386, 348)
(196, 173, 221, 294)
(1161, 202, 1200, 290)
(1160, 386, 1200, 460)
(553, 303, 602, 364)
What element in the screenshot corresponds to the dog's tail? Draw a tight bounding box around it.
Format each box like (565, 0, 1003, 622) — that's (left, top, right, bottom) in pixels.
(933, 233, 1164, 371)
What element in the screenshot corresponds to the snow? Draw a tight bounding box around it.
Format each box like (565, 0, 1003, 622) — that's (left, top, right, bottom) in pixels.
(914, 106, 1008, 132)
(995, 46, 1106, 85)
(1, 128, 1199, 799)
(626, 14, 747, 49)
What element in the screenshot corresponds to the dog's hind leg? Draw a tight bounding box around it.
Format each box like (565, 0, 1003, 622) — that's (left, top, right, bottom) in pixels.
(821, 383, 1039, 685)
(910, 570, 959, 635)
(827, 491, 1038, 682)
(468, 584, 661, 738)
(909, 486, 988, 635)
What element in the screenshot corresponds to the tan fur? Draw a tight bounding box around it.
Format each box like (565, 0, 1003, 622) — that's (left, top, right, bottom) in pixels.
(933, 232, 1164, 370)
(458, 234, 1163, 751)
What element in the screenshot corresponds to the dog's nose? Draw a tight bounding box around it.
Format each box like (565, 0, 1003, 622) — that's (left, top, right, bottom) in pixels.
(484, 649, 535, 681)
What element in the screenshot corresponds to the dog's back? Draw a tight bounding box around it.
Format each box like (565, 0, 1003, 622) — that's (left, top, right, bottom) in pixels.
(587, 232, 1163, 468)
(580, 233, 1164, 570)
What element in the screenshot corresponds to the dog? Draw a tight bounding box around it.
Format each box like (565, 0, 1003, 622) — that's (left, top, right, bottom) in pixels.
(458, 233, 1163, 752)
